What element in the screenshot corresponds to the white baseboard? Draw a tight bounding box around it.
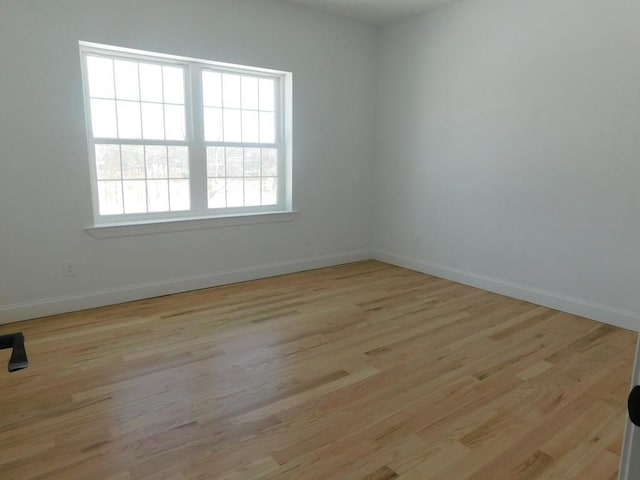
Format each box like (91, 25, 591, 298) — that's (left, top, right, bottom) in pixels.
(372, 249, 640, 333)
(0, 250, 372, 325)
(5, 248, 639, 334)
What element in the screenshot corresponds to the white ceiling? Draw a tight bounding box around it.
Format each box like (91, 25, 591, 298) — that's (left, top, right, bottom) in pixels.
(276, 0, 458, 26)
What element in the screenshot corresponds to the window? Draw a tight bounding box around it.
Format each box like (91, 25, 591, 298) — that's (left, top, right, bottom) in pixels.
(80, 42, 291, 227)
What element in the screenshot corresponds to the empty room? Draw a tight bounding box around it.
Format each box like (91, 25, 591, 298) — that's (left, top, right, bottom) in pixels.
(2, 0, 640, 478)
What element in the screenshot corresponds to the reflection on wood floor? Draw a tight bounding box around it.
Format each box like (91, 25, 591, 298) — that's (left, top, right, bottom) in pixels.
(0, 260, 635, 479)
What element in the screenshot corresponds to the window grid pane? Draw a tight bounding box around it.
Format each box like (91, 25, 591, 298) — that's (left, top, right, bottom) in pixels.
(86, 56, 186, 142)
(94, 144, 190, 215)
(206, 146, 279, 209)
(84, 46, 285, 220)
(202, 71, 278, 145)
(201, 70, 280, 210)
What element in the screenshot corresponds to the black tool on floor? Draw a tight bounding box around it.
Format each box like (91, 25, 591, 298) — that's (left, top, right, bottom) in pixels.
(0, 333, 28, 372)
(629, 386, 640, 427)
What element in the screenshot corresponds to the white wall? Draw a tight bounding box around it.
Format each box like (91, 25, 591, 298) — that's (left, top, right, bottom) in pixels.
(373, 0, 640, 330)
(0, 0, 377, 322)
(5, 0, 640, 331)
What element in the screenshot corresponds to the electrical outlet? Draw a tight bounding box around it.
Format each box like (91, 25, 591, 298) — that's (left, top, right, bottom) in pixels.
(64, 261, 76, 277)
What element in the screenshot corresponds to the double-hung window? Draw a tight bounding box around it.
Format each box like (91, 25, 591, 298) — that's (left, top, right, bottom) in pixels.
(80, 42, 291, 227)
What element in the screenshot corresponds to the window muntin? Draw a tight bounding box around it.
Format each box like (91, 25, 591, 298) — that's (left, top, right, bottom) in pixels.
(206, 147, 278, 208)
(86, 56, 187, 142)
(201, 70, 280, 210)
(81, 43, 288, 224)
(94, 144, 190, 215)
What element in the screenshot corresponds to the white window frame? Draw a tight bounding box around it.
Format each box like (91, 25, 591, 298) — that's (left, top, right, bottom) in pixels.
(79, 42, 293, 233)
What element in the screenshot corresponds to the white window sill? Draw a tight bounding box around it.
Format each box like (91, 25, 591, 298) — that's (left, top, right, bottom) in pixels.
(86, 211, 298, 238)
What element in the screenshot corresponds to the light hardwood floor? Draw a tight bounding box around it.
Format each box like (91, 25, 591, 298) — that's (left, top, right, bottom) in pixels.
(0, 261, 636, 479)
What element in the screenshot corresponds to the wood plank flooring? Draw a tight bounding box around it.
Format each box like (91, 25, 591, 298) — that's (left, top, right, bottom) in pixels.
(0, 261, 636, 479)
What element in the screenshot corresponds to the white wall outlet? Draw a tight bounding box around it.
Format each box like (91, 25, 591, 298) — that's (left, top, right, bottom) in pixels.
(64, 261, 76, 277)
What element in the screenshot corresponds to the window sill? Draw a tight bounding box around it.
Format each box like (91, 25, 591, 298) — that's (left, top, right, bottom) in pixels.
(85, 211, 298, 238)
